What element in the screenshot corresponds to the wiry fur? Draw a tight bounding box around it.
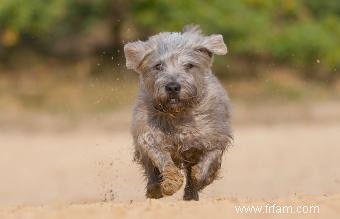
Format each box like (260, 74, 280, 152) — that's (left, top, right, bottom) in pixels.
(124, 25, 232, 201)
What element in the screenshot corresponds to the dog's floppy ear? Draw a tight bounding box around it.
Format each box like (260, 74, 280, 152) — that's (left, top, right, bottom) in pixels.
(198, 34, 228, 56)
(124, 41, 151, 71)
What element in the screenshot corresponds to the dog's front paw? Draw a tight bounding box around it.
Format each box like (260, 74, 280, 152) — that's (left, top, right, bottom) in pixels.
(161, 165, 184, 196)
(146, 183, 163, 199)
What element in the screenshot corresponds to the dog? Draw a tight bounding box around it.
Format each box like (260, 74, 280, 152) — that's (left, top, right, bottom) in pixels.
(124, 25, 232, 201)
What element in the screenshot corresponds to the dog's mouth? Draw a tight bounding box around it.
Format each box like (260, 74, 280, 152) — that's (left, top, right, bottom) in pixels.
(153, 94, 198, 114)
(168, 97, 180, 105)
(153, 96, 183, 113)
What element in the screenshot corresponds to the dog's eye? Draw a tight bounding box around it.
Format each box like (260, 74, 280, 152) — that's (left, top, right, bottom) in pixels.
(153, 63, 163, 71)
(184, 63, 194, 71)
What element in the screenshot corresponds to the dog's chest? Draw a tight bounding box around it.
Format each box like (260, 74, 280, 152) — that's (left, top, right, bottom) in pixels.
(162, 122, 205, 164)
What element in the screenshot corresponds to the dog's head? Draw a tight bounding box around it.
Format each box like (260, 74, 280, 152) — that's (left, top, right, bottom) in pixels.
(124, 25, 227, 113)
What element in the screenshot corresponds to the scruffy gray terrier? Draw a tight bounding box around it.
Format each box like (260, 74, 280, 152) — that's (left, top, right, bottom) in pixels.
(124, 25, 232, 201)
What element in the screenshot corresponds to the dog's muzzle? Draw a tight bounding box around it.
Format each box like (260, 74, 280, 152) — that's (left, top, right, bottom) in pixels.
(165, 82, 181, 95)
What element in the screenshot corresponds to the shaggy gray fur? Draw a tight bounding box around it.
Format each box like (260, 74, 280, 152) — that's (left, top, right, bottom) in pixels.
(124, 25, 232, 201)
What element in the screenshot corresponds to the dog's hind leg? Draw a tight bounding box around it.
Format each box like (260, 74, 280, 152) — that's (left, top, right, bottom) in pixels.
(183, 165, 199, 201)
(191, 149, 223, 191)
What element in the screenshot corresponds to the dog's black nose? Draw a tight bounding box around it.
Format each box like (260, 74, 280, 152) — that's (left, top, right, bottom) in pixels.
(165, 82, 181, 94)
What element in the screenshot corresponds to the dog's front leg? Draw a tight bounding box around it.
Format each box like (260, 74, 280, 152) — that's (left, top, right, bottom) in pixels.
(138, 133, 184, 196)
(191, 149, 223, 191)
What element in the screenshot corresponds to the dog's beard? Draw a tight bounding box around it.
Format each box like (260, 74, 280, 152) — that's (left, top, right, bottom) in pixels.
(153, 90, 198, 114)
(153, 98, 195, 114)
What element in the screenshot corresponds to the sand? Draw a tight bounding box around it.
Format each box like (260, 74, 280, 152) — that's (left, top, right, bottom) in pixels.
(0, 102, 340, 218)
(1, 194, 340, 219)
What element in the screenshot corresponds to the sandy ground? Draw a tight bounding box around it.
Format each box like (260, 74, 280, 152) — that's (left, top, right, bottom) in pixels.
(0, 102, 340, 218)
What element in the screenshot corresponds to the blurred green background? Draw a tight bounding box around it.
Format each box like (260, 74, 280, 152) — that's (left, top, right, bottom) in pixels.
(0, 0, 339, 114)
